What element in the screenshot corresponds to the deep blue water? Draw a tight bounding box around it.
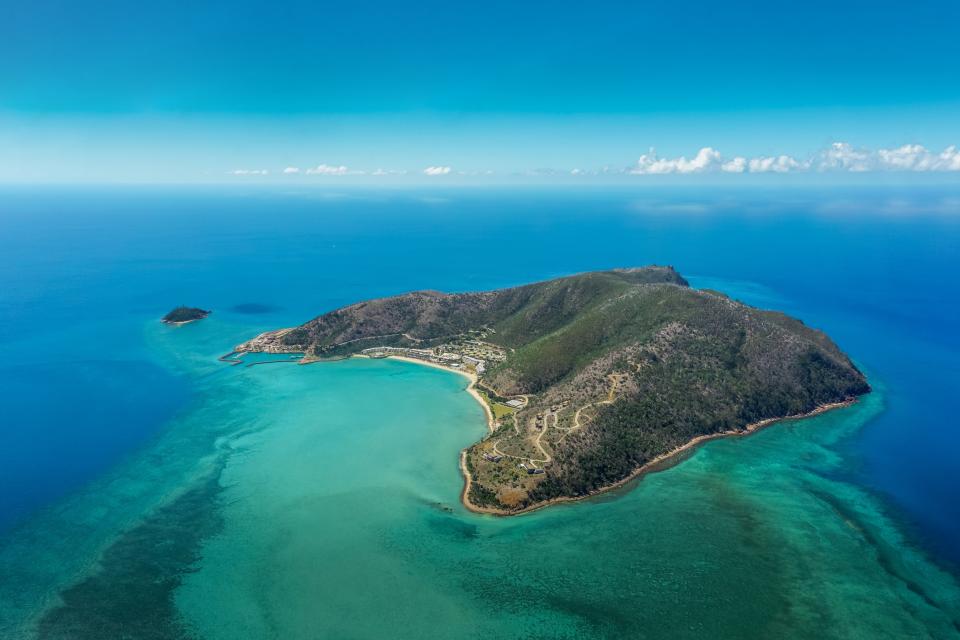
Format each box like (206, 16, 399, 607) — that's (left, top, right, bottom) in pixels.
(0, 185, 957, 569)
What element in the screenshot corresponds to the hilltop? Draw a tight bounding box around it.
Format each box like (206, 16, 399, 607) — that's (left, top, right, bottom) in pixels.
(235, 267, 869, 513)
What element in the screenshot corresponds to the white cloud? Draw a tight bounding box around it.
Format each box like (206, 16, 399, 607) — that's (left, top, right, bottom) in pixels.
(629, 147, 724, 174)
(748, 155, 805, 173)
(819, 142, 960, 172)
(875, 144, 960, 172)
(306, 164, 350, 175)
(231, 143, 960, 181)
(877, 144, 929, 170)
(939, 146, 960, 171)
(721, 157, 747, 173)
(816, 142, 871, 172)
(628, 143, 960, 176)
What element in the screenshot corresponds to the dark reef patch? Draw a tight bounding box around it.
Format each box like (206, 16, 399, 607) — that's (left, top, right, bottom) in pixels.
(805, 485, 960, 634)
(34, 460, 226, 640)
(230, 303, 279, 315)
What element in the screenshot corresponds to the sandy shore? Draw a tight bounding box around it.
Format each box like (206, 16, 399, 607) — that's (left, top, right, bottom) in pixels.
(161, 318, 205, 326)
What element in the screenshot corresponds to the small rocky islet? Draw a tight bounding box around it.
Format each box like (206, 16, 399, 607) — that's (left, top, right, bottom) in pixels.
(161, 306, 211, 325)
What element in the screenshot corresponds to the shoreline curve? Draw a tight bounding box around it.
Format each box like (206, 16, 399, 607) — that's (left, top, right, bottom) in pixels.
(368, 354, 859, 517)
(243, 351, 859, 517)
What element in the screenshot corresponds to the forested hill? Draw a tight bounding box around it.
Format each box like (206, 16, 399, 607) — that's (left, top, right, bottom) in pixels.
(236, 267, 869, 513)
(239, 266, 689, 357)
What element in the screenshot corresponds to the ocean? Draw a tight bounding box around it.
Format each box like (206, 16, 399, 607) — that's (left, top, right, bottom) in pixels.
(0, 186, 958, 638)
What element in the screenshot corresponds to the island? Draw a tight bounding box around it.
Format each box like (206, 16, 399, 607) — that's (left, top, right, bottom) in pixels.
(162, 306, 211, 325)
(233, 267, 870, 514)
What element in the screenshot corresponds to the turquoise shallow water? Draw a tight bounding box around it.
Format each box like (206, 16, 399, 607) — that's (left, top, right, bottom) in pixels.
(12, 324, 960, 639)
(168, 359, 960, 640)
(1, 187, 959, 638)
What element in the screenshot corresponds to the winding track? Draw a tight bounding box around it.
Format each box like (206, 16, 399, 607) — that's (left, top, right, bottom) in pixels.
(492, 374, 625, 464)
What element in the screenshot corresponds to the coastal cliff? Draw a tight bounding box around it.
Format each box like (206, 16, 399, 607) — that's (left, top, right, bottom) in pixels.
(235, 267, 869, 513)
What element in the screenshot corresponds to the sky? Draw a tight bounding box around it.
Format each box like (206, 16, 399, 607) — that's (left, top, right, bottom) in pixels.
(1, 0, 959, 184)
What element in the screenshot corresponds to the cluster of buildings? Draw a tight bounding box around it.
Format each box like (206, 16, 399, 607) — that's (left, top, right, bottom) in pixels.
(360, 345, 489, 374)
(453, 339, 507, 365)
(358, 335, 508, 378)
(533, 400, 570, 430)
